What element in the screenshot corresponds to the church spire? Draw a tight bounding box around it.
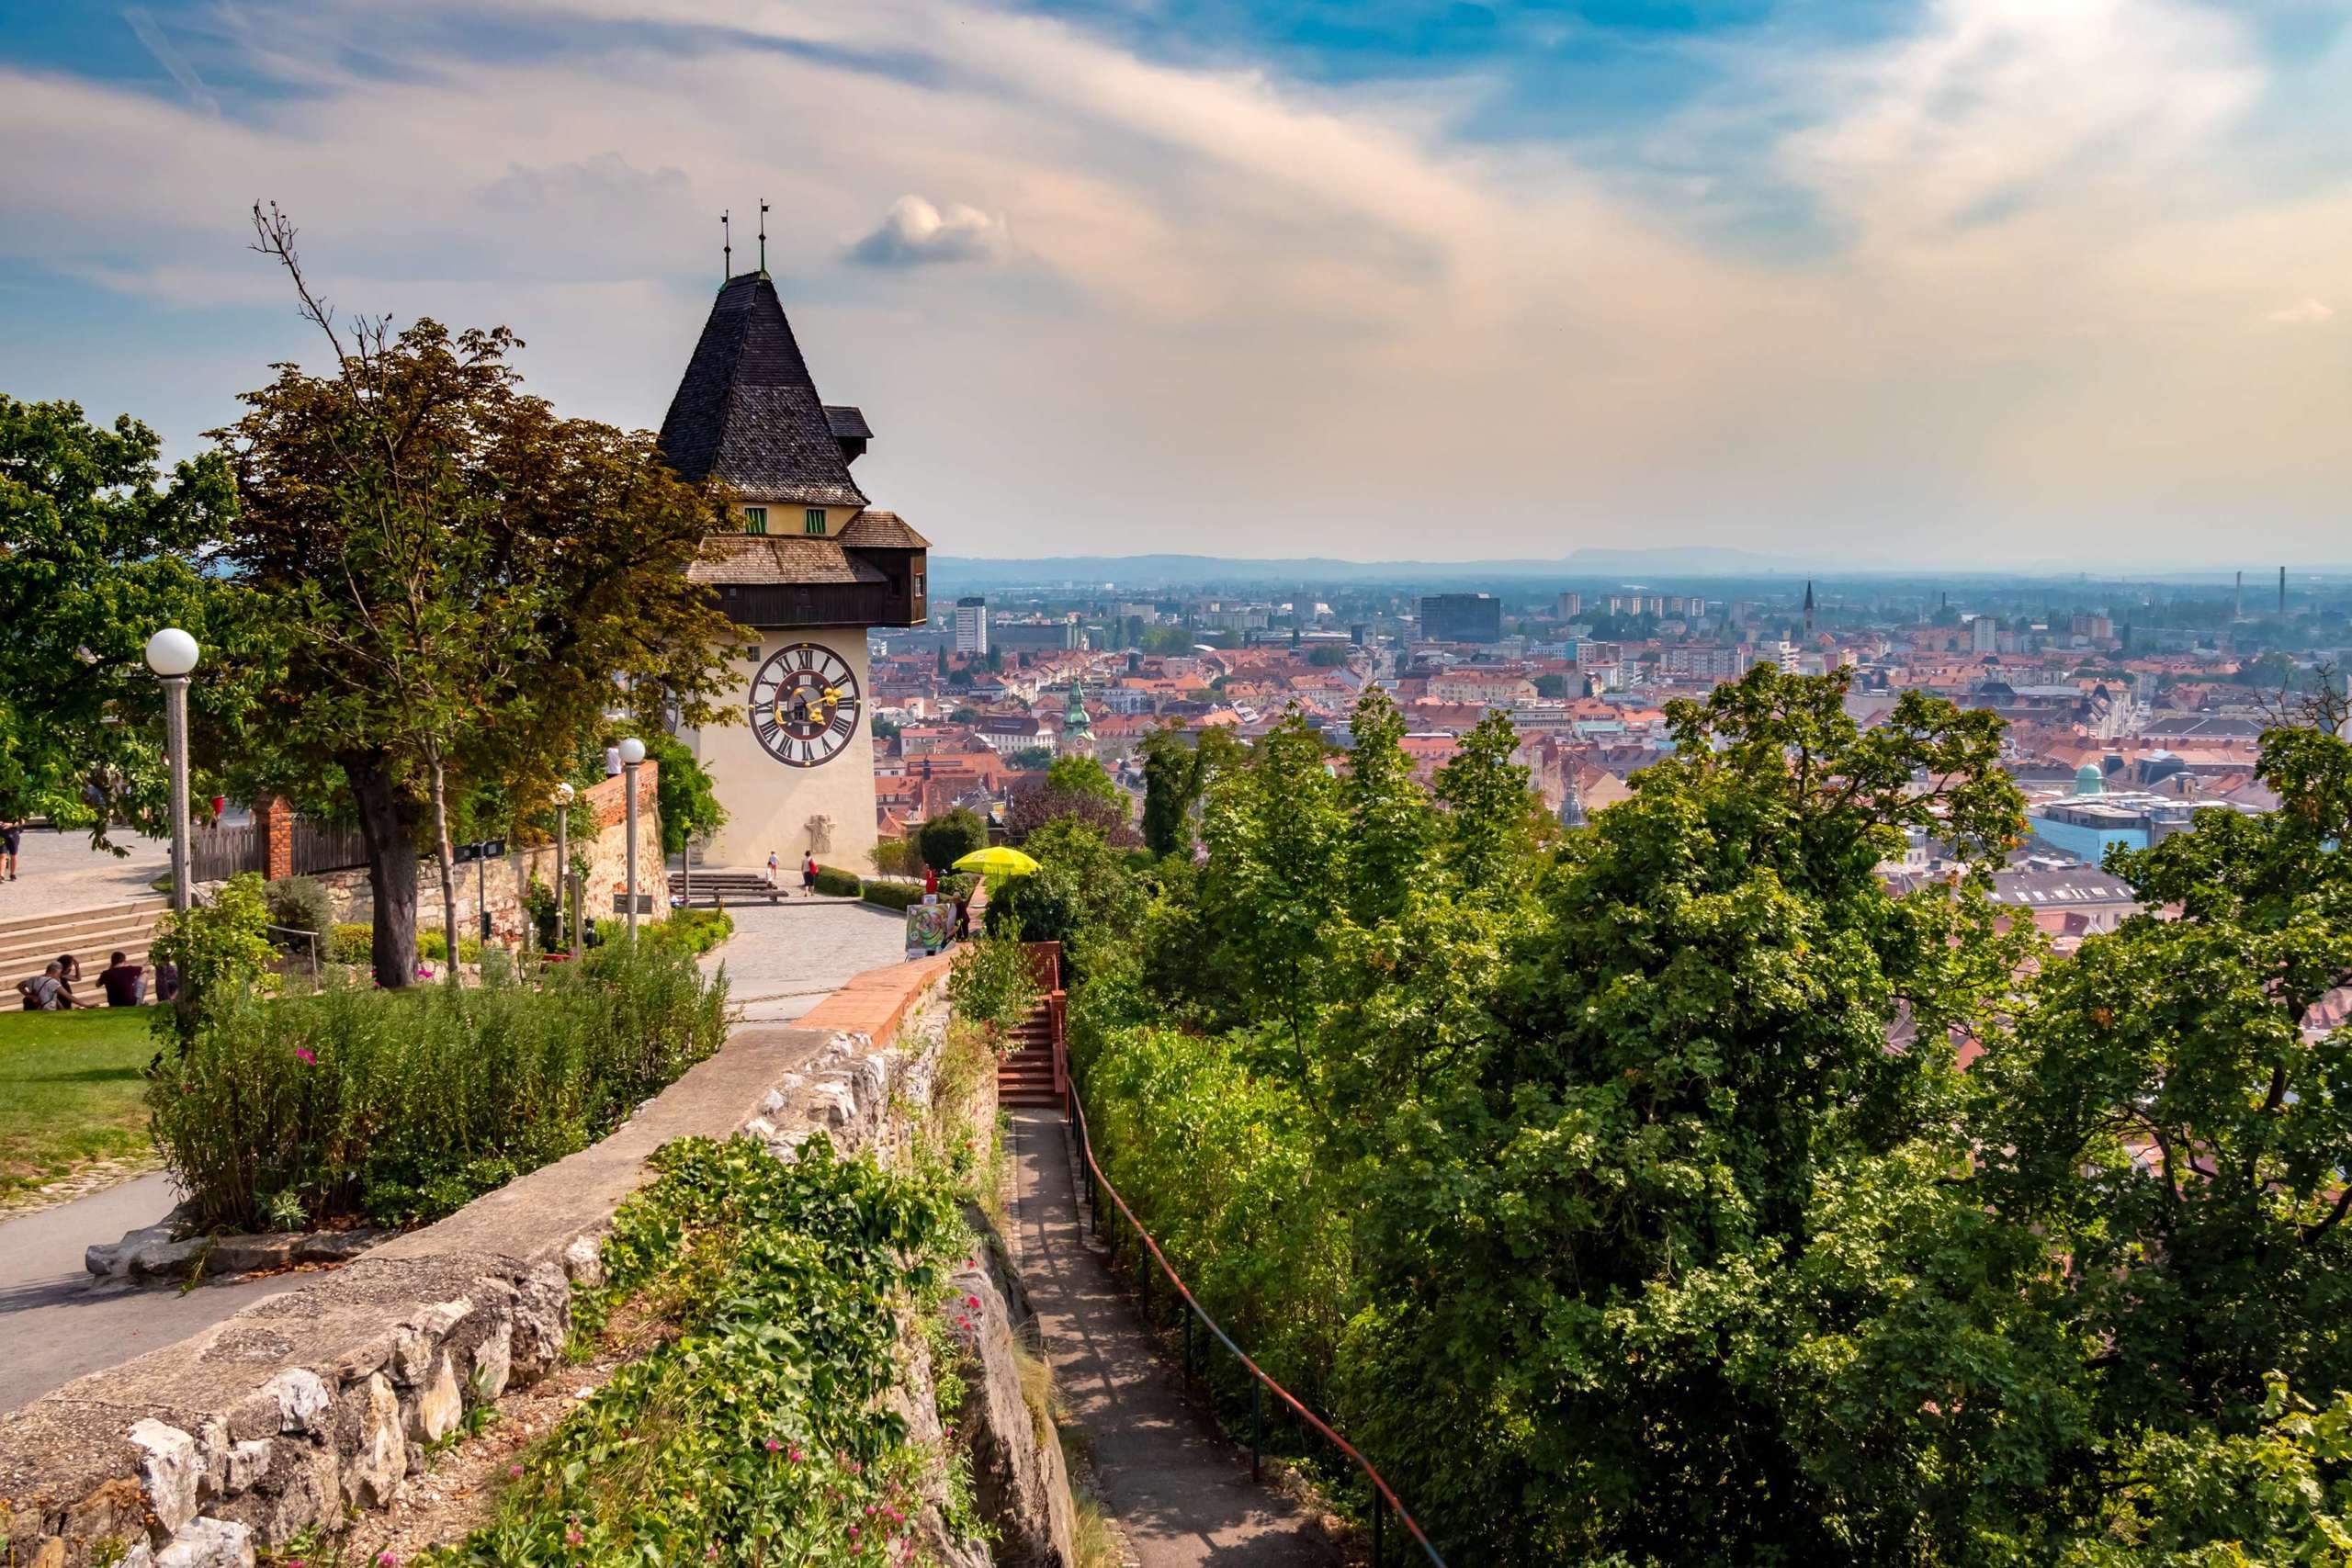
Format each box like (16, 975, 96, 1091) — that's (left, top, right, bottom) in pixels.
(1804, 580, 1815, 636)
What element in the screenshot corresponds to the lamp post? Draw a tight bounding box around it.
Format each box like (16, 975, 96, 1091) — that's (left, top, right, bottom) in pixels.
(144, 628, 200, 914)
(551, 782, 576, 953)
(617, 738, 646, 940)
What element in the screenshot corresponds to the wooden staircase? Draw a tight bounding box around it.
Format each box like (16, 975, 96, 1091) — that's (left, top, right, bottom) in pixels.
(997, 942, 1069, 1110)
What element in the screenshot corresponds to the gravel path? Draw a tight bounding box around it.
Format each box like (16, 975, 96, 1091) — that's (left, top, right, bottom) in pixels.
(1007, 1109, 1345, 1567)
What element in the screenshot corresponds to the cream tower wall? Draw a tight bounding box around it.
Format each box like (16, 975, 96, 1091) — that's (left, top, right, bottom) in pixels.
(686, 625, 878, 874)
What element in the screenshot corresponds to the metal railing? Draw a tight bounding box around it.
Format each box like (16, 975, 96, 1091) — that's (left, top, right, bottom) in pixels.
(1066, 1084, 1447, 1567)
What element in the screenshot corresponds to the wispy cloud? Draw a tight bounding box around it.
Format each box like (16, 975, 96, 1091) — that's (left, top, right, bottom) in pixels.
(2, 0, 2350, 563)
(847, 195, 1011, 267)
(2269, 297, 2335, 324)
(121, 6, 219, 115)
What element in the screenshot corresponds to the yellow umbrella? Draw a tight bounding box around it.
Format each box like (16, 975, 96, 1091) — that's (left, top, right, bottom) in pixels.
(954, 846, 1040, 878)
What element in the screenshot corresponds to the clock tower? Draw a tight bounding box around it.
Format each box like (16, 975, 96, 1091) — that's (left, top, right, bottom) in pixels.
(658, 269, 929, 873)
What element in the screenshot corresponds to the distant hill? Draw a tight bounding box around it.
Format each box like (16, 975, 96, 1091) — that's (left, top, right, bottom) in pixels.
(930, 547, 1815, 591)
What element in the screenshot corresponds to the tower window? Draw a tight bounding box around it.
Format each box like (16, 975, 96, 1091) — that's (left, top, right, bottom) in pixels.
(743, 506, 768, 535)
(804, 508, 826, 536)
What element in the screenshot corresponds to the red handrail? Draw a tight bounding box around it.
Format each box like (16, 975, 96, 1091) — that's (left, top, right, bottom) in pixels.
(1067, 1087, 1447, 1566)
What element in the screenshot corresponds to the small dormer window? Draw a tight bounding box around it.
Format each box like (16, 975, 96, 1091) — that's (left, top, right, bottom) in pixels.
(743, 506, 768, 535)
(805, 508, 826, 536)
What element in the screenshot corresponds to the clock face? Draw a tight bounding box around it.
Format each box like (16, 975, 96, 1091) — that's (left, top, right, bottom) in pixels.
(749, 643, 862, 768)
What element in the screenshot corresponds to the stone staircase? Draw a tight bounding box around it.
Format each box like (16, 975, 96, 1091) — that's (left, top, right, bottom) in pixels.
(996, 942, 1068, 1110)
(666, 869, 787, 908)
(0, 897, 172, 989)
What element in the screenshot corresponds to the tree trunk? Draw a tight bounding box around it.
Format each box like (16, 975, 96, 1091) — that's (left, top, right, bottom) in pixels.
(427, 751, 460, 984)
(348, 753, 419, 989)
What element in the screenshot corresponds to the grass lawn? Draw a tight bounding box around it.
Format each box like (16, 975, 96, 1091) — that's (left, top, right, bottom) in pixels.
(0, 1006, 160, 1205)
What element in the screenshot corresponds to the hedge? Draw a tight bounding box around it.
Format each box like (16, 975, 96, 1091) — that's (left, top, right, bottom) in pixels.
(813, 864, 863, 897)
(862, 879, 924, 911)
(148, 942, 729, 1231)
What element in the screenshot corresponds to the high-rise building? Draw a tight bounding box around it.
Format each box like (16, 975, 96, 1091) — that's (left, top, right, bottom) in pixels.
(1557, 592, 1583, 619)
(1420, 592, 1503, 644)
(1971, 615, 1999, 653)
(955, 596, 989, 656)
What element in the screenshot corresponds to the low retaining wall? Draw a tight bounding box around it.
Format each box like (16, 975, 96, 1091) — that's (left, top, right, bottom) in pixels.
(0, 953, 979, 1568)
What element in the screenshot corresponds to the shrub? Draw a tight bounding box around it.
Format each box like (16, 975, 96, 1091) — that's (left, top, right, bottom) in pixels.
(150, 873, 277, 1043)
(946, 931, 1043, 1041)
(916, 807, 989, 876)
(262, 875, 334, 946)
(868, 837, 921, 879)
(417, 1134, 976, 1566)
(649, 907, 733, 955)
(147, 941, 729, 1231)
(328, 923, 374, 966)
(415, 929, 483, 964)
(813, 864, 863, 897)
(861, 879, 925, 912)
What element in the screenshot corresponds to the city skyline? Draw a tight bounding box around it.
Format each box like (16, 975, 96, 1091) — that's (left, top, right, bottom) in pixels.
(5, 0, 2352, 565)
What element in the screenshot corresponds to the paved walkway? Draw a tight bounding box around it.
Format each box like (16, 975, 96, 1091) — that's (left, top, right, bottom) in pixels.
(701, 900, 913, 1022)
(1006, 1109, 1342, 1567)
(0, 1172, 290, 1414)
(0, 825, 173, 919)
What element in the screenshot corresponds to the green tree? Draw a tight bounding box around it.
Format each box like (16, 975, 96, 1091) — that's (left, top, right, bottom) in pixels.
(1339, 687, 1430, 927)
(1340, 666, 2029, 1560)
(209, 208, 742, 987)
(1138, 723, 1241, 860)
(0, 398, 240, 836)
(1430, 710, 1539, 904)
(1045, 752, 1120, 807)
(1006, 745, 1055, 773)
(1198, 712, 1345, 1075)
(915, 807, 989, 877)
(638, 732, 725, 857)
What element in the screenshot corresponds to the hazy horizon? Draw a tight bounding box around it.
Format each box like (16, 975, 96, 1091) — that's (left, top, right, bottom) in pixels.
(6, 1, 2352, 563)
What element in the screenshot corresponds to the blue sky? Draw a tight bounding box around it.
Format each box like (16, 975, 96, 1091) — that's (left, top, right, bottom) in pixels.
(4, 0, 2351, 565)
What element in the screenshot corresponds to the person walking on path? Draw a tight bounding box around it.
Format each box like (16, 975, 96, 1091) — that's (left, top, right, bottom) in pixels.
(0, 816, 21, 882)
(924, 863, 939, 897)
(765, 851, 781, 890)
(17, 961, 83, 1010)
(800, 853, 819, 897)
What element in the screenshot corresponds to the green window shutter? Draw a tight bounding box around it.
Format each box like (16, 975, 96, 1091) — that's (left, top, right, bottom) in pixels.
(805, 508, 826, 535)
(744, 507, 767, 535)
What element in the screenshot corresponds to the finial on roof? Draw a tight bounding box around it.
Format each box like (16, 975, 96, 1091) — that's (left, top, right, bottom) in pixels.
(721, 209, 731, 284)
(759, 199, 769, 277)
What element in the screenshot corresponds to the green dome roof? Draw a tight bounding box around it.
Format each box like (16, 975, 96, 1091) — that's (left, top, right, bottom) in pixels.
(2075, 761, 2106, 795)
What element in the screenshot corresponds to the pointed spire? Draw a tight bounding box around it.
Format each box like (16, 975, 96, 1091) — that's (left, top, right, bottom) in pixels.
(720, 209, 731, 284)
(759, 198, 769, 276)
(659, 273, 867, 507)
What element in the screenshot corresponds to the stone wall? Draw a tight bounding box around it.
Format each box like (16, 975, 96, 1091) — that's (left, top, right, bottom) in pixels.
(238, 767, 665, 946)
(0, 950, 1072, 1567)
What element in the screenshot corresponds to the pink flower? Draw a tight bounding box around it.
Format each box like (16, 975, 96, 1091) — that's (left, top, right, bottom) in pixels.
(788, 1446, 804, 1463)
(848, 1524, 860, 1538)
(294, 1046, 317, 1066)
(966, 1294, 979, 1309)
(509, 1463, 525, 1478)
(566, 1525, 584, 1546)
(706, 1548, 719, 1562)
(764, 1437, 783, 1452)
(379, 1555, 400, 1568)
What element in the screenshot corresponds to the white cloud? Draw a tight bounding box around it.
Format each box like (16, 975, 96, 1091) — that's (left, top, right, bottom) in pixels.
(2269, 298, 2335, 324)
(1, 0, 2350, 563)
(847, 195, 1011, 267)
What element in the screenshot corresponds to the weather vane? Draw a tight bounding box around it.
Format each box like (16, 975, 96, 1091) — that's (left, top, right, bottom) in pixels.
(759, 198, 770, 276)
(721, 209, 731, 281)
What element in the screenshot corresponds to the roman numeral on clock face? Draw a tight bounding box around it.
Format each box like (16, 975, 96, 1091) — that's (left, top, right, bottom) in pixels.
(747, 643, 861, 767)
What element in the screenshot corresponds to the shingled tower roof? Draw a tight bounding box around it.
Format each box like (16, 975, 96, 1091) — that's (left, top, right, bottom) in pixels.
(658, 272, 867, 509)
